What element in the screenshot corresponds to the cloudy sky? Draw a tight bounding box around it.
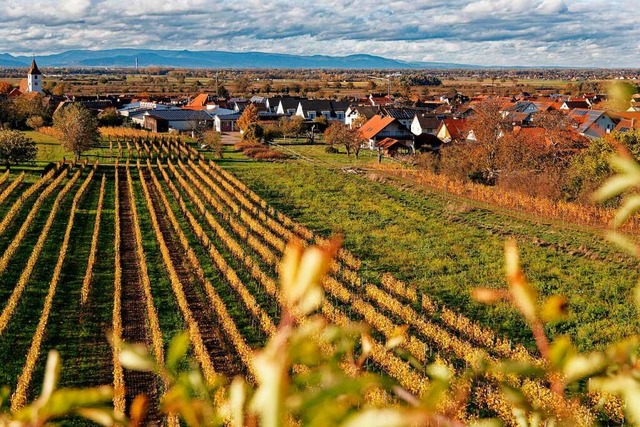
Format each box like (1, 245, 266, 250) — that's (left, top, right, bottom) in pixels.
(1, 0, 638, 67)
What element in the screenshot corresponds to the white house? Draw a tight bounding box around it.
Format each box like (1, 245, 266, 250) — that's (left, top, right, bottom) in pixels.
(411, 114, 440, 136)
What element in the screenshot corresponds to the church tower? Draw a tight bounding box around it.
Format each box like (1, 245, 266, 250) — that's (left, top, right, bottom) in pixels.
(27, 58, 43, 93)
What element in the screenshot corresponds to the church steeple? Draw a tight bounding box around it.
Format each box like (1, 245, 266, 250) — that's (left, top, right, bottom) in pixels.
(26, 57, 43, 93)
(27, 58, 42, 76)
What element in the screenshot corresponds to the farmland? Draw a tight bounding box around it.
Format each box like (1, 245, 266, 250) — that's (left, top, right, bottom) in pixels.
(0, 135, 633, 424)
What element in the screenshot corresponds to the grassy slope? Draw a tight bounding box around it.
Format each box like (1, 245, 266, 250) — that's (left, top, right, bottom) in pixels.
(218, 149, 639, 352)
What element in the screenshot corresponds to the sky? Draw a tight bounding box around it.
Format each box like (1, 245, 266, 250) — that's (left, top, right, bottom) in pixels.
(0, 0, 638, 67)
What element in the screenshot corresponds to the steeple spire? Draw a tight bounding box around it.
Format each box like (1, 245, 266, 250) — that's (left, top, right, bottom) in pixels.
(27, 57, 41, 76)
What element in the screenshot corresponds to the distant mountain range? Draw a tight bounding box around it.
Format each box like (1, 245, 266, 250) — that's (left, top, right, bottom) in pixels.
(0, 49, 481, 69)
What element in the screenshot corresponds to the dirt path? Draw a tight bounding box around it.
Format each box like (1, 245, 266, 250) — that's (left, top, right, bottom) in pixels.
(118, 169, 161, 425)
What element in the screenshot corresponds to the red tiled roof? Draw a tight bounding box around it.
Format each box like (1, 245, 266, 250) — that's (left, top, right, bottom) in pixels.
(358, 115, 396, 140)
(184, 93, 210, 110)
(440, 118, 469, 141)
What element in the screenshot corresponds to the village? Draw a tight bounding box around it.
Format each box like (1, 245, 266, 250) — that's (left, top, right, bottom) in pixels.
(2, 59, 639, 162)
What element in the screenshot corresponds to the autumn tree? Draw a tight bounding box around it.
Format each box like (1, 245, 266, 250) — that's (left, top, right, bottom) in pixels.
(237, 104, 259, 133)
(202, 129, 223, 158)
(0, 130, 37, 169)
(351, 116, 368, 129)
(465, 98, 512, 184)
(323, 122, 366, 158)
(279, 116, 305, 141)
(98, 107, 122, 126)
(235, 75, 252, 95)
(25, 116, 45, 130)
(0, 82, 12, 96)
(13, 93, 51, 127)
(54, 104, 100, 161)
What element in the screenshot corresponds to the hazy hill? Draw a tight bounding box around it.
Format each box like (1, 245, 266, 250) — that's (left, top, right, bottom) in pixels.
(0, 49, 479, 69)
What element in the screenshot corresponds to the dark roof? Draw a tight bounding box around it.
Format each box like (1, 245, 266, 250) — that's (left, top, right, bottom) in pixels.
(383, 108, 423, 120)
(216, 113, 242, 120)
(146, 110, 213, 121)
(563, 100, 590, 109)
(298, 100, 350, 118)
(278, 98, 302, 112)
(80, 100, 113, 111)
(414, 114, 440, 130)
(348, 106, 379, 119)
(27, 59, 42, 76)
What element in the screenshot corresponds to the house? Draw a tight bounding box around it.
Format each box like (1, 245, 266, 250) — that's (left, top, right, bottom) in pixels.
(436, 119, 475, 143)
(358, 115, 413, 150)
(567, 109, 618, 139)
(505, 111, 534, 126)
(345, 105, 379, 128)
(295, 100, 349, 122)
(613, 118, 640, 133)
(267, 96, 301, 113)
(214, 113, 241, 132)
(411, 113, 440, 136)
(560, 100, 591, 110)
(413, 133, 443, 152)
(184, 93, 211, 110)
(503, 101, 538, 114)
(383, 108, 425, 129)
(532, 101, 556, 112)
(612, 112, 640, 133)
(368, 94, 394, 106)
(377, 138, 411, 157)
(142, 109, 214, 132)
(276, 97, 303, 115)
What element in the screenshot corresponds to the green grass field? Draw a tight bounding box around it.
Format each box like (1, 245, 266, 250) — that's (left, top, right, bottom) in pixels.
(218, 145, 639, 352)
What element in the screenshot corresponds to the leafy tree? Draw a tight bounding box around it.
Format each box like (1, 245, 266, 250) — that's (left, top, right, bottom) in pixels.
(564, 130, 640, 204)
(216, 84, 229, 99)
(323, 122, 365, 158)
(262, 124, 283, 144)
(465, 99, 511, 184)
(202, 129, 224, 158)
(54, 104, 100, 161)
(351, 116, 368, 129)
(98, 107, 122, 126)
(235, 76, 252, 95)
(242, 123, 264, 142)
(0, 130, 37, 169)
(237, 104, 259, 133)
(279, 116, 305, 141)
(25, 115, 44, 130)
(13, 93, 51, 127)
(0, 82, 12, 95)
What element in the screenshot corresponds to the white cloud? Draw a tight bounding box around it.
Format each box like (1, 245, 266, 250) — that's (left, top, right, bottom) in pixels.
(0, 0, 636, 67)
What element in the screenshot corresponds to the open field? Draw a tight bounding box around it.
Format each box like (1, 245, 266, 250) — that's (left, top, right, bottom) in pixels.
(0, 136, 632, 424)
(219, 143, 639, 352)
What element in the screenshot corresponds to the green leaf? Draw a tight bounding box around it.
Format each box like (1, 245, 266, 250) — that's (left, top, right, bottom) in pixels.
(167, 332, 191, 372)
(610, 154, 640, 176)
(606, 232, 640, 257)
(75, 408, 120, 426)
(549, 336, 574, 370)
(615, 195, 640, 227)
(119, 343, 156, 372)
(563, 352, 608, 384)
(593, 174, 639, 202)
(340, 408, 426, 427)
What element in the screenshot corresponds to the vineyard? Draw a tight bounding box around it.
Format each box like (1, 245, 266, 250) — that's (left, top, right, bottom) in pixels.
(0, 135, 627, 425)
